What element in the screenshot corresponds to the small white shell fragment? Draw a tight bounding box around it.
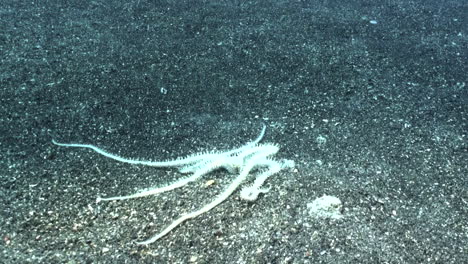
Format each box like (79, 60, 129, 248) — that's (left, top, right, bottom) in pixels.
(307, 195, 343, 219)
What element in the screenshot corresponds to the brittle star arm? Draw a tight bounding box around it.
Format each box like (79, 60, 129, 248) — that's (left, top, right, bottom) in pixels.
(97, 156, 239, 201)
(51, 124, 265, 169)
(51, 139, 212, 167)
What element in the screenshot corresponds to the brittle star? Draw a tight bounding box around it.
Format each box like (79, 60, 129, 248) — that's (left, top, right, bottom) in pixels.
(52, 124, 294, 245)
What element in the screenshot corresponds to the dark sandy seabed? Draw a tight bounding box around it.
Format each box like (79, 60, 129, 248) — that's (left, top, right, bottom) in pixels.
(1, 0, 466, 263)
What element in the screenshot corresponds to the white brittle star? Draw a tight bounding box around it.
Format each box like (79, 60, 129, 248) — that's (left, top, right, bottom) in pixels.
(52, 124, 294, 245)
